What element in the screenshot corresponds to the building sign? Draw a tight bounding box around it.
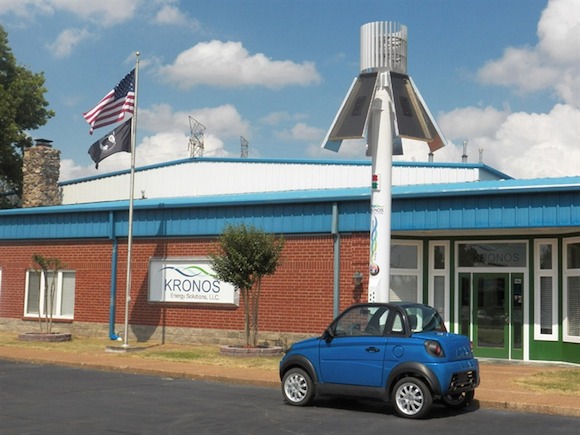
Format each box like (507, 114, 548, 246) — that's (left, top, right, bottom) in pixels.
(148, 257, 239, 306)
(457, 243, 527, 268)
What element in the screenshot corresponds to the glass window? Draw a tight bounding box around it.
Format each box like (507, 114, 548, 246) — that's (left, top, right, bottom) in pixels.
(434, 245, 445, 269)
(61, 272, 76, 317)
(534, 239, 558, 341)
(429, 242, 449, 326)
(26, 272, 41, 314)
(567, 243, 580, 269)
(564, 238, 580, 343)
(540, 277, 553, 335)
(404, 305, 446, 333)
(333, 306, 389, 337)
(390, 241, 422, 303)
(390, 275, 417, 302)
(433, 276, 445, 318)
(25, 270, 76, 319)
(539, 244, 553, 269)
(390, 312, 404, 334)
(567, 276, 580, 337)
(391, 245, 417, 269)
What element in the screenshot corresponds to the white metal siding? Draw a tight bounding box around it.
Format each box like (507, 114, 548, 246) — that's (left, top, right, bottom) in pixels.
(61, 161, 496, 205)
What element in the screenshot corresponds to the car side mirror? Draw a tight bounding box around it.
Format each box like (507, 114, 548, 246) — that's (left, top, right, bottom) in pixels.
(323, 327, 335, 342)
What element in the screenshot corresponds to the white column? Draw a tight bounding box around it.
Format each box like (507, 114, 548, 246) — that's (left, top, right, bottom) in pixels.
(367, 77, 393, 303)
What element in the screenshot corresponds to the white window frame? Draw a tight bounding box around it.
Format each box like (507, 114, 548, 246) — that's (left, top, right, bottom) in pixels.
(534, 239, 558, 341)
(428, 240, 450, 330)
(563, 237, 580, 344)
(24, 269, 75, 320)
(390, 240, 423, 303)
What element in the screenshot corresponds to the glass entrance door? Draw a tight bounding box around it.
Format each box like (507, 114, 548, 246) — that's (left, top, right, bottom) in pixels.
(473, 273, 509, 358)
(458, 272, 525, 359)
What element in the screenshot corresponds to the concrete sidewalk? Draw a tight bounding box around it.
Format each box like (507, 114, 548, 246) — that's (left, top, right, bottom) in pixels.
(0, 346, 578, 418)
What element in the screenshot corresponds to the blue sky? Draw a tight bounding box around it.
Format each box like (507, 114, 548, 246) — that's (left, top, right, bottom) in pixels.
(1, 0, 579, 181)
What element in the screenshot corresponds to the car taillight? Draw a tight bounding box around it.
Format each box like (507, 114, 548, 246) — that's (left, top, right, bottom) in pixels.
(424, 340, 445, 357)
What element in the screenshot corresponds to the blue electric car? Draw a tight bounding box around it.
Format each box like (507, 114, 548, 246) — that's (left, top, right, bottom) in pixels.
(280, 302, 479, 419)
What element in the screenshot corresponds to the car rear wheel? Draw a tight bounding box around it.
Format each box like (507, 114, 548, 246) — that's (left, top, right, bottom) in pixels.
(282, 368, 314, 406)
(442, 390, 475, 409)
(391, 377, 432, 419)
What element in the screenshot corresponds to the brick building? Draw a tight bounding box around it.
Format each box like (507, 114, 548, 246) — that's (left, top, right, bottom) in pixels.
(1, 155, 579, 364)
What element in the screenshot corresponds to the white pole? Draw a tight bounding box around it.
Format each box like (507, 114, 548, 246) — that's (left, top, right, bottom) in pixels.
(367, 73, 393, 303)
(122, 52, 140, 348)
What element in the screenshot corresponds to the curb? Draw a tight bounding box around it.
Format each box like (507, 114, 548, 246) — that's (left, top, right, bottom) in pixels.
(475, 399, 580, 418)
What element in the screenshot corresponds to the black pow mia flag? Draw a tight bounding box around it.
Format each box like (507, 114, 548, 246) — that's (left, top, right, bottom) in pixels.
(88, 118, 132, 169)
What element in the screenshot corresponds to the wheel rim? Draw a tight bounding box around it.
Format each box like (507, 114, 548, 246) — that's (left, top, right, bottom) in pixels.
(284, 372, 308, 403)
(395, 382, 424, 416)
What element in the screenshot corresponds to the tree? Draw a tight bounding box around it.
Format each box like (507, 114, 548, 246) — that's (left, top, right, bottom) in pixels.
(0, 25, 54, 208)
(210, 223, 284, 347)
(32, 254, 64, 334)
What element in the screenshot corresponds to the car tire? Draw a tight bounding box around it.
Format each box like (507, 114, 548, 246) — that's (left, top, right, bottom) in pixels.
(282, 368, 314, 406)
(391, 377, 433, 419)
(441, 390, 475, 409)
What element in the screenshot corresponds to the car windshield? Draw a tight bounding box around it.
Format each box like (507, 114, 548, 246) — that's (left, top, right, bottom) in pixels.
(404, 305, 446, 333)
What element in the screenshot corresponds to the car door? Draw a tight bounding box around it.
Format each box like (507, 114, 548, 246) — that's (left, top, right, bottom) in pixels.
(383, 309, 416, 374)
(319, 305, 389, 387)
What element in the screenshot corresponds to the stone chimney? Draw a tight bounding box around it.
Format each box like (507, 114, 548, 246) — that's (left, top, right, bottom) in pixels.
(22, 139, 62, 208)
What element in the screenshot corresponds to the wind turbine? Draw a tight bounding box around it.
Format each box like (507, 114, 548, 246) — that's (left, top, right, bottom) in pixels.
(321, 22, 448, 302)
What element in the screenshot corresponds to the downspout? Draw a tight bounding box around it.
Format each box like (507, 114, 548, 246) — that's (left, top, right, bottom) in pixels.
(332, 202, 340, 318)
(108, 211, 121, 340)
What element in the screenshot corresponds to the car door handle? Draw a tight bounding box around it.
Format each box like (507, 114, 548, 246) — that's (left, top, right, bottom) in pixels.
(366, 347, 380, 353)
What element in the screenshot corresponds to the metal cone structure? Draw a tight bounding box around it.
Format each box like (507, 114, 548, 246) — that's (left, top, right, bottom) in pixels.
(322, 22, 448, 302)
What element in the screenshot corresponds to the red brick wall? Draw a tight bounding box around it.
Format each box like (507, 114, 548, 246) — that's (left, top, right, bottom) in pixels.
(0, 234, 370, 335)
(0, 240, 112, 322)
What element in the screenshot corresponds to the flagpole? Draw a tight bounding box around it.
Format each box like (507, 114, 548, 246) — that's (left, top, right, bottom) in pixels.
(122, 52, 140, 348)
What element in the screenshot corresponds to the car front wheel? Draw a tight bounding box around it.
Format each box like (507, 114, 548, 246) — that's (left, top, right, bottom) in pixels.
(282, 368, 314, 406)
(391, 377, 433, 419)
(442, 390, 475, 409)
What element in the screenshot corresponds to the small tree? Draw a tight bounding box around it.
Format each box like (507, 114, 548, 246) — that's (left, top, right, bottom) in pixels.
(32, 254, 64, 334)
(210, 223, 284, 347)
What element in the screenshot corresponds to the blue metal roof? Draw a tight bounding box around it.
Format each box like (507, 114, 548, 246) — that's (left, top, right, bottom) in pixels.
(3, 176, 580, 240)
(395, 176, 580, 198)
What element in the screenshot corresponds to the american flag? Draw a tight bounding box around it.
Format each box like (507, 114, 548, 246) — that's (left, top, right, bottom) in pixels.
(83, 69, 135, 134)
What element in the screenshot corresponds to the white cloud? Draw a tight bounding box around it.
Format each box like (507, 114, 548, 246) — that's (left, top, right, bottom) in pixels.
(477, 47, 558, 93)
(438, 106, 510, 142)
(50, 0, 139, 26)
(138, 103, 250, 139)
(59, 103, 249, 181)
(260, 111, 293, 126)
(0, 0, 53, 20)
(157, 40, 321, 89)
(464, 0, 580, 179)
(482, 104, 580, 178)
(477, 0, 580, 106)
(309, 138, 367, 160)
(47, 27, 92, 58)
(0, 0, 139, 25)
(537, 0, 580, 65)
(431, 104, 580, 179)
(276, 122, 325, 142)
(152, 3, 200, 30)
(153, 4, 186, 25)
(290, 123, 324, 142)
(60, 130, 231, 181)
